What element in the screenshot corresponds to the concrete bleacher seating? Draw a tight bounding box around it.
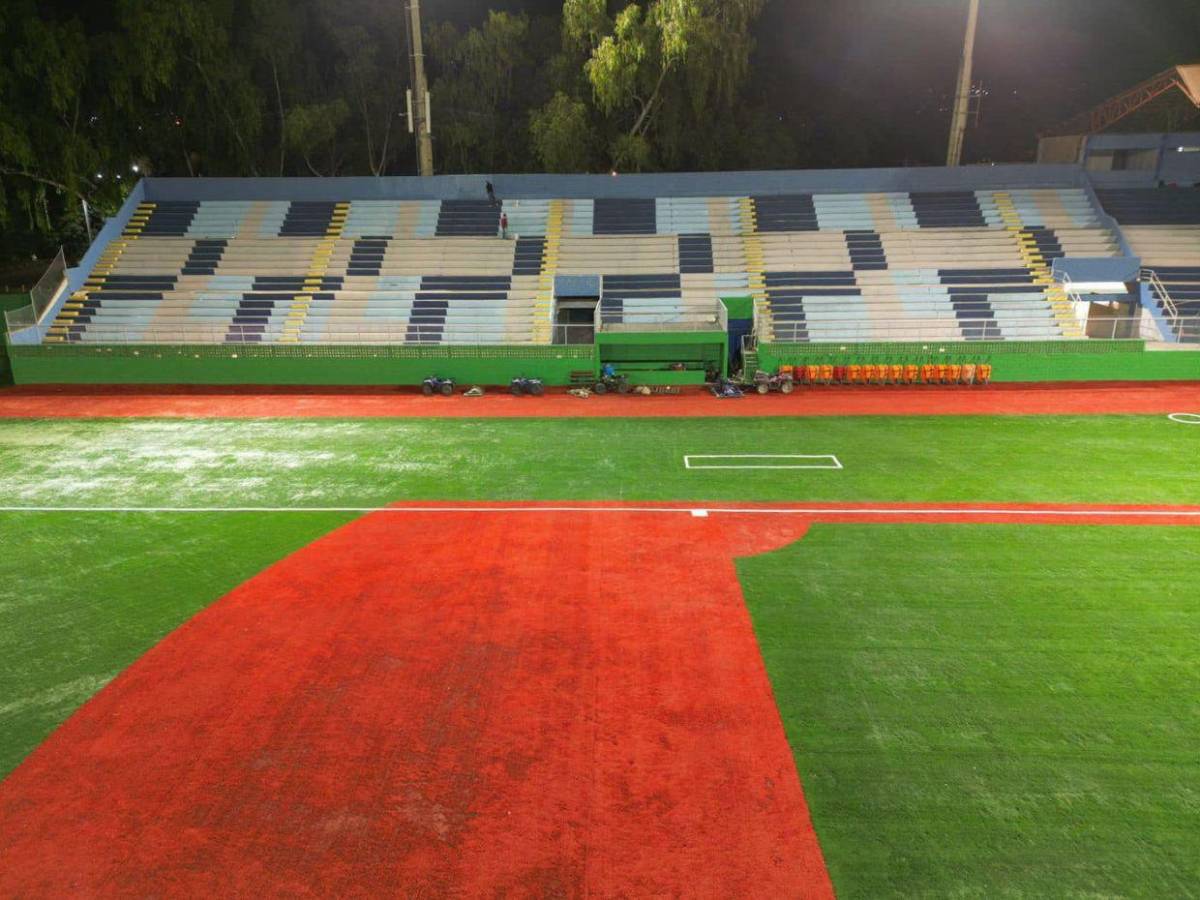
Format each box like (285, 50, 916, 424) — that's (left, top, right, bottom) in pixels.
(44, 185, 1120, 346)
(1096, 188, 1200, 342)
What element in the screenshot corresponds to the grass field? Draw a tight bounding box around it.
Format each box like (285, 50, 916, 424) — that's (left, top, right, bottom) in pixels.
(740, 524, 1200, 898)
(1, 415, 1198, 507)
(0, 411, 1198, 895)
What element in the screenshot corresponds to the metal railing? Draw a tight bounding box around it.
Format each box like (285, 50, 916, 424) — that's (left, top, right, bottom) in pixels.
(1140, 266, 1183, 339)
(38, 321, 563, 346)
(768, 315, 1158, 344)
(4, 248, 67, 338)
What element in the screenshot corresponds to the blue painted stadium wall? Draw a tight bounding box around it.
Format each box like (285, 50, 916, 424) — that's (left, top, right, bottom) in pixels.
(142, 163, 1090, 203)
(1082, 132, 1200, 188)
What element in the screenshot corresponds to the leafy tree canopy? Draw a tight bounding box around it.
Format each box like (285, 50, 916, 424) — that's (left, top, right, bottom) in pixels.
(0, 0, 781, 268)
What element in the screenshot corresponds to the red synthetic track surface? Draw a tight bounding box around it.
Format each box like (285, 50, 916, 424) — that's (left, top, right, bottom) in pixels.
(1, 380, 1197, 418)
(0, 508, 835, 898)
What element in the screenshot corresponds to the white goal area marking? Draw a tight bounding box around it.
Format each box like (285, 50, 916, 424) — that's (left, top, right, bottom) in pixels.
(684, 454, 843, 470)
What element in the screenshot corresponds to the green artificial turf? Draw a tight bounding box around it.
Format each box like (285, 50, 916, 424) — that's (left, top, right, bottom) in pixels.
(738, 524, 1200, 898)
(0, 511, 353, 778)
(0, 414, 1197, 508)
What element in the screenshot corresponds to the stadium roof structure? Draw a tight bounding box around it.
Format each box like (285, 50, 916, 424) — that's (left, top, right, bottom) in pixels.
(1044, 64, 1200, 137)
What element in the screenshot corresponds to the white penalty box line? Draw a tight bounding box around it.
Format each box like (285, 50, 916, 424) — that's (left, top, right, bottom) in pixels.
(684, 454, 843, 470)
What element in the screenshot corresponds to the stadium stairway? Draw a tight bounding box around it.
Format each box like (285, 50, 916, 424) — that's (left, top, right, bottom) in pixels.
(1097, 187, 1200, 343)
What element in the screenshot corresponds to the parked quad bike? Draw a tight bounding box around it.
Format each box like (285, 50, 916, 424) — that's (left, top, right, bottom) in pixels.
(750, 370, 795, 395)
(421, 376, 456, 396)
(510, 377, 545, 396)
(593, 373, 631, 395)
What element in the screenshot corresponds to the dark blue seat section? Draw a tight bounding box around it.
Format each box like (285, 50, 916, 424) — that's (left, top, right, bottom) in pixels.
(406, 300, 449, 343)
(348, 237, 390, 276)
(1023, 227, 1064, 260)
(678, 234, 714, 274)
(599, 274, 681, 323)
(408, 275, 514, 342)
(937, 268, 1037, 287)
(845, 230, 886, 270)
(752, 195, 818, 232)
(279, 202, 338, 236)
(436, 200, 500, 236)
(85, 274, 179, 292)
(1096, 188, 1200, 225)
(1154, 267, 1200, 301)
(763, 272, 847, 342)
(512, 236, 545, 276)
(130, 201, 200, 237)
(252, 276, 344, 291)
(765, 271, 857, 288)
(764, 298, 809, 340)
(593, 199, 656, 235)
(182, 239, 227, 276)
(1149, 266, 1200, 342)
(949, 291, 1003, 340)
(910, 192, 986, 228)
(420, 275, 512, 291)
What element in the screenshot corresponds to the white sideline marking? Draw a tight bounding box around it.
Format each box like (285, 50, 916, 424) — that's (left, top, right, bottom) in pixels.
(1168, 413, 1200, 425)
(684, 454, 843, 470)
(0, 505, 1197, 518)
(690, 509, 709, 518)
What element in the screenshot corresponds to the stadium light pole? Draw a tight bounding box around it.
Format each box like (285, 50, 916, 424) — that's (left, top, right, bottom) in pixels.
(403, 0, 435, 176)
(946, 0, 981, 166)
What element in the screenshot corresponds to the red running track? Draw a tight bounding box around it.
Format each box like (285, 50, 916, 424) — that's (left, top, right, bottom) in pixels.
(0, 509, 834, 898)
(0, 380, 1198, 418)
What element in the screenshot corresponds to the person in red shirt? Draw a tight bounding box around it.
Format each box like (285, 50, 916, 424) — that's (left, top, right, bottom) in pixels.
(500, 212, 509, 239)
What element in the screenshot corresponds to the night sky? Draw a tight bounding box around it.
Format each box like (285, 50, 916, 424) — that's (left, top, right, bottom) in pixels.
(754, 0, 1200, 164)
(437, 0, 1200, 166)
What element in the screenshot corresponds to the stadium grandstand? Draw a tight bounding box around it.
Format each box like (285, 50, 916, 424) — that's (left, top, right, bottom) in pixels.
(5, 163, 1199, 386)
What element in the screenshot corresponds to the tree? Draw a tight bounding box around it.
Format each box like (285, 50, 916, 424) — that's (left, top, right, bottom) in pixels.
(428, 11, 536, 173)
(563, 0, 766, 169)
(284, 100, 351, 176)
(0, 1, 122, 255)
(531, 92, 596, 172)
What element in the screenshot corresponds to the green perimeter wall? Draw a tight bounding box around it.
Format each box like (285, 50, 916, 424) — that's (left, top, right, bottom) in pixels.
(7, 343, 598, 387)
(7, 330, 731, 387)
(758, 340, 1200, 382)
(7, 337, 1200, 386)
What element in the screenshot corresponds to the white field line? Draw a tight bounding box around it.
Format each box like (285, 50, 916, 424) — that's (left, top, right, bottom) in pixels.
(1168, 413, 1200, 425)
(684, 454, 843, 470)
(0, 504, 1198, 518)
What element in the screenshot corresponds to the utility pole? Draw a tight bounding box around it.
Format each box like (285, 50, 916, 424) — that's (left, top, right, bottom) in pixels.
(946, 0, 981, 166)
(403, 0, 434, 176)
